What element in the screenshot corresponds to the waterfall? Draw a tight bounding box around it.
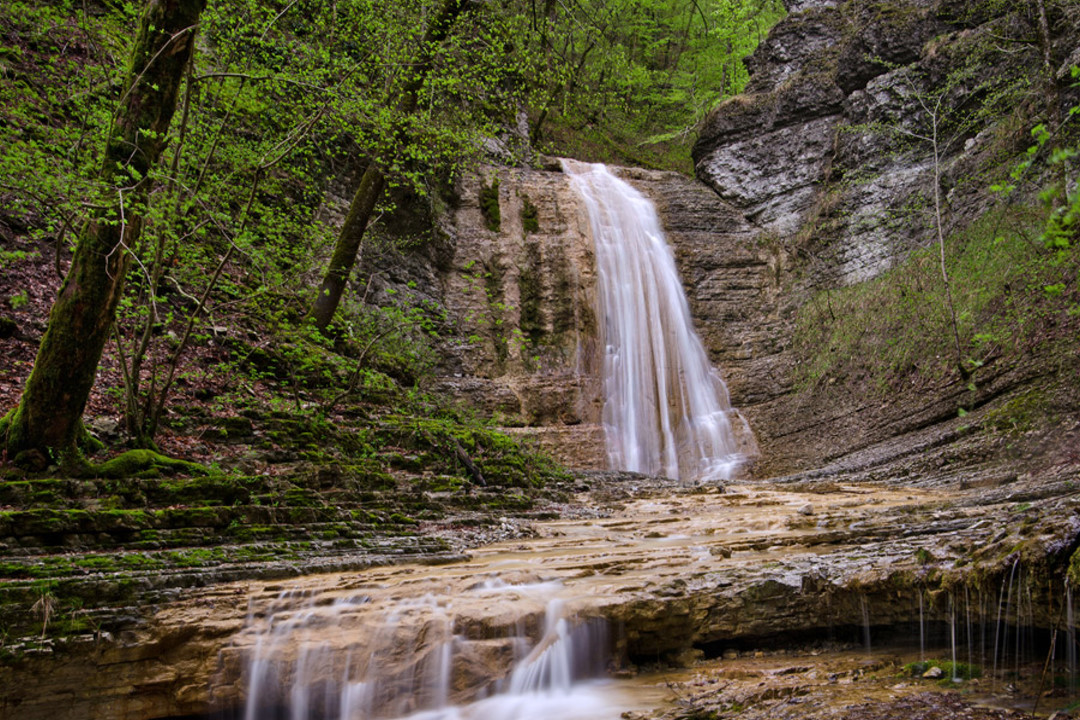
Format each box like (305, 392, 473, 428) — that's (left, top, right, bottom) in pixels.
(563, 160, 743, 482)
(233, 580, 618, 720)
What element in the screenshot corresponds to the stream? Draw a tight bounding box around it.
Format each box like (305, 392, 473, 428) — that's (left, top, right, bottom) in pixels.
(208, 481, 971, 719)
(200, 477, 1080, 719)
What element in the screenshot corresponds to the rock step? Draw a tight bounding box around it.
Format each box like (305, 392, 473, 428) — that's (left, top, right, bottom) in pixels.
(0, 535, 462, 638)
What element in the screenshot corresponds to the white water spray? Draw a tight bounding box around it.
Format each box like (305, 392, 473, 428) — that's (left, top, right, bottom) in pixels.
(235, 581, 617, 720)
(563, 160, 744, 482)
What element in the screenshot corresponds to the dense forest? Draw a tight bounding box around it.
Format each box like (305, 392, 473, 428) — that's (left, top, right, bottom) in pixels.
(0, 0, 783, 473)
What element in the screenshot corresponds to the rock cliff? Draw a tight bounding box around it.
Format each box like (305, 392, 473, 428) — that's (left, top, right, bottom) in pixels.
(690, 0, 1080, 476)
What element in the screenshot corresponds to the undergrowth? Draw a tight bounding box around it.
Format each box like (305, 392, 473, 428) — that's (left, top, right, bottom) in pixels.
(793, 201, 1080, 399)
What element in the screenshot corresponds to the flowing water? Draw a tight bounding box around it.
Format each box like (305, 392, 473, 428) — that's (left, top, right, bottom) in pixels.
(227, 163, 762, 719)
(563, 160, 744, 482)
(196, 478, 1080, 720)
(236, 579, 621, 720)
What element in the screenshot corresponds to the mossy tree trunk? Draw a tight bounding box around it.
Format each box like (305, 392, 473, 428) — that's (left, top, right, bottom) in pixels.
(1, 0, 206, 469)
(310, 165, 387, 331)
(308, 0, 466, 333)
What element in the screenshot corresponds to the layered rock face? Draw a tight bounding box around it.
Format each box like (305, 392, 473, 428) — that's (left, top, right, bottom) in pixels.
(693, 0, 1078, 285)
(363, 162, 774, 473)
(427, 166, 606, 467)
(690, 0, 1080, 475)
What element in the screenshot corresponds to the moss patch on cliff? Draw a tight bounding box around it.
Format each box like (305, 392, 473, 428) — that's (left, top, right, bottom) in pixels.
(480, 178, 501, 232)
(520, 196, 540, 233)
(518, 241, 544, 349)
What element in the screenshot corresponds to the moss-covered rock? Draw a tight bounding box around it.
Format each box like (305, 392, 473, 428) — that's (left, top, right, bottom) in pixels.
(479, 177, 501, 231)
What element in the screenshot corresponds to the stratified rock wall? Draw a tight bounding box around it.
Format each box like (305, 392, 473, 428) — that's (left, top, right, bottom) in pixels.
(691, 0, 1080, 475)
(429, 165, 607, 468)
(404, 164, 775, 473)
(695, 0, 1078, 284)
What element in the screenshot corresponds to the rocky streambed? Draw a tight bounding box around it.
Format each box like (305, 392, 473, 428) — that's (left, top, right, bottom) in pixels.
(3, 460, 1079, 720)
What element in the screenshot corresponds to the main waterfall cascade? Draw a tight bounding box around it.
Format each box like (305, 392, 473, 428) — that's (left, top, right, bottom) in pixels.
(563, 160, 745, 482)
(231, 580, 624, 720)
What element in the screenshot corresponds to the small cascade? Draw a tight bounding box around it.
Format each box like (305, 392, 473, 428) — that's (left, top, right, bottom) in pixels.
(860, 595, 872, 655)
(918, 590, 925, 663)
(231, 580, 618, 720)
(949, 594, 959, 682)
(993, 557, 1019, 687)
(562, 160, 745, 483)
(1068, 582, 1076, 693)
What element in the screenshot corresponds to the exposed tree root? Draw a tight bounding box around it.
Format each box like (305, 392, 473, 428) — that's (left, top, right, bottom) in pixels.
(3, 409, 206, 478)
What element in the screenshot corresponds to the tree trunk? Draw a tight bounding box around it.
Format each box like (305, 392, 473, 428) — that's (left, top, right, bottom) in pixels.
(2, 0, 206, 467)
(309, 165, 387, 331)
(308, 0, 466, 332)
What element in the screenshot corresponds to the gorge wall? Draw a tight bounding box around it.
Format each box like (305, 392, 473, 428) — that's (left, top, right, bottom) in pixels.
(368, 0, 1080, 480)
(691, 0, 1080, 477)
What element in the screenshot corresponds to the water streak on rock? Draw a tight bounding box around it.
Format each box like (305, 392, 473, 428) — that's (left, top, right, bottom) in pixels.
(563, 160, 743, 481)
(237, 579, 616, 720)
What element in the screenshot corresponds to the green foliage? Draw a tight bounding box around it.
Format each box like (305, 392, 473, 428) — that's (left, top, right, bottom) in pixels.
(794, 202, 1079, 395)
(903, 659, 981, 681)
(0, 1, 127, 248)
(7, 290, 28, 309)
(0, 249, 39, 269)
(519, 0, 786, 171)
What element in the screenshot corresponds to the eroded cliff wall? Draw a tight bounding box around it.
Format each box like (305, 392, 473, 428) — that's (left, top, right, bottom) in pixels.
(691, 0, 1080, 476)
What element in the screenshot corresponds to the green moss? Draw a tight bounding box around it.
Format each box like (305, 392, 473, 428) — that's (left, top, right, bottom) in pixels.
(480, 177, 501, 232)
(92, 449, 208, 479)
(520, 195, 539, 233)
(903, 659, 981, 681)
(225, 524, 287, 541)
(983, 389, 1049, 436)
(482, 493, 532, 511)
(283, 487, 325, 507)
(518, 241, 543, 348)
(154, 506, 229, 527)
(1068, 547, 1080, 587)
(0, 479, 71, 507)
(352, 509, 386, 525)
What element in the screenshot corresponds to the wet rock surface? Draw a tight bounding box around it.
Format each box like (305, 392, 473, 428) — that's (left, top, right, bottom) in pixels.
(3, 461, 1078, 720)
(643, 654, 1047, 720)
